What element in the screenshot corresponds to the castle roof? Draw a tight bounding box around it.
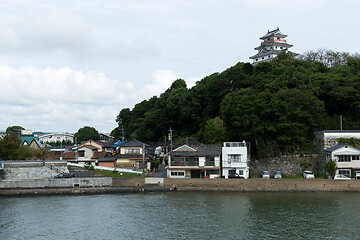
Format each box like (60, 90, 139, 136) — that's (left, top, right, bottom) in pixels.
(260, 27, 287, 39)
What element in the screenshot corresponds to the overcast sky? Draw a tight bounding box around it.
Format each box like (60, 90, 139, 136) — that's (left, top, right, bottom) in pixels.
(1, 0, 359, 134)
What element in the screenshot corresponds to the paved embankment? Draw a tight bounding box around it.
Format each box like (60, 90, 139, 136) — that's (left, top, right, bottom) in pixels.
(2, 178, 360, 196)
(163, 178, 360, 192)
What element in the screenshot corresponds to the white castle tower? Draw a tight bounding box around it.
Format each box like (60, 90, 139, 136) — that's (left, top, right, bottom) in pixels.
(250, 27, 298, 65)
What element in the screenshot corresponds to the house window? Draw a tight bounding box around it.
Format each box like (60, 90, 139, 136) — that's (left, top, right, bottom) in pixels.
(239, 170, 244, 176)
(171, 171, 184, 176)
(352, 155, 360, 160)
(256, 59, 258, 61)
(337, 155, 351, 162)
(78, 151, 85, 157)
(205, 157, 215, 166)
(338, 169, 351, 177)
(228, 169, 236, 175)
(125, 148, 140, 154)
(228, 154, 242, 163)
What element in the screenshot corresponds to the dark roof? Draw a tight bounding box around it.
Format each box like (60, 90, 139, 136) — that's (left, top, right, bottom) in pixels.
(324, 144, 348, 152)
(97, 157, 116, 162)
(260, 28, 287, 39)
(170, 144, 221, 157)
(62, 152, 76, 159)
(92, 151, 113, 159)
(120, 139, 149, 147)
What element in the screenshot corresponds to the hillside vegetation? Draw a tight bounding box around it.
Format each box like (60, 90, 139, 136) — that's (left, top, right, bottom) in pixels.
(112, 52, 360, 158)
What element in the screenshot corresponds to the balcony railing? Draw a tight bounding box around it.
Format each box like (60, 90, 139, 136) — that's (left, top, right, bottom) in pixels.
(171, 160, 199, 166)
(205, 161, 215, 166)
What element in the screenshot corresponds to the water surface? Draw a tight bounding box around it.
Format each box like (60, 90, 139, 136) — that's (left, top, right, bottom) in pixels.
(1, 192, 359, 239)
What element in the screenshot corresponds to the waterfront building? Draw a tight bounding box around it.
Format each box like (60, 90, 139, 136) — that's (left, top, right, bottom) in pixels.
(114, 139, 150, 171)
(324, 143, 360, 178)
(222, 142, 250, 179)
(250, 27, 298, 65)
(167, 144, 221, 178)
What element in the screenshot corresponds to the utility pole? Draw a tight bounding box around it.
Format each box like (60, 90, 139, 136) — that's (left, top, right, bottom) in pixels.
(168, 127, 173, 151)
(142, 144, 145, 177)
(340, 115, 343, 131)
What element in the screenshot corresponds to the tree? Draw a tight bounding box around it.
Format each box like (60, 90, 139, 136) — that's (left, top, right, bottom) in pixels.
(324, 160, 337, 178)
(0, 131, 21, 160)
(74, 126, 100, 143)
(202, 117, 226, 144)
(6, 126, 24, 136)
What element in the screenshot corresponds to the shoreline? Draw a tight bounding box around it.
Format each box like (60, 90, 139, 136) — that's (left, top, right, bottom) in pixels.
(2, 178, 360, 196)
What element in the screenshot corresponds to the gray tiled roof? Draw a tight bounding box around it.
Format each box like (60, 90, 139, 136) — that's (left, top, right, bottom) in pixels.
(170, 144, 221, 157)
(324, 144, 348, 152)
(120, 139, 149, 147)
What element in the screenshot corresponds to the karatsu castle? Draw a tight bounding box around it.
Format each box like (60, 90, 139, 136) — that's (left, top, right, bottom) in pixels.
(250, 27, 298, 65)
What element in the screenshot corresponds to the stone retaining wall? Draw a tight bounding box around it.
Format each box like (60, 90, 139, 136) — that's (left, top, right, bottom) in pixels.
(250, 155, 319, 176)
(0, 177, 112, 189)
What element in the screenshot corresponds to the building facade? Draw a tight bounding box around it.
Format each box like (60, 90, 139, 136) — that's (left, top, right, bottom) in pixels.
(222, 142, 250, 179)
(114, 139, 150, 170)
(250, 27, 298, 65)
(325, 144, 360, 178)
(167, 144, 221, 179)
(39, 132, 74, 144)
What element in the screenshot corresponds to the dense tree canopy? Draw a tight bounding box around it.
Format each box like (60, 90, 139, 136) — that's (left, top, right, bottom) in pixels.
(113, 51, 360, 157)
(74, 126, 100, 143)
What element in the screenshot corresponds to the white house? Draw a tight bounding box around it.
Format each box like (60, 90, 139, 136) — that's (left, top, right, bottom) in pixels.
(222, 142, 250, 179)
(325, 144, 360, 177)
(167, 144, 221, 179)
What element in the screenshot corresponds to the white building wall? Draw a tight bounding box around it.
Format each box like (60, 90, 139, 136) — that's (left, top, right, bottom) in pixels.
(215, 156, 220, 167)
(39, 133, 74, 143)
(330, 146, 360, 170)
(222, 142, 250, 179)
(199, 157, 205, 167)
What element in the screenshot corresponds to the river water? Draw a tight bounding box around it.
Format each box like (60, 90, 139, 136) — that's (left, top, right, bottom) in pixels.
(1, 192, 359, 240)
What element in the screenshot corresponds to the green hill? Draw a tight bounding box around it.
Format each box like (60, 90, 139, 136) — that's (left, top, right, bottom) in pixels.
(113, 52, 360, 157)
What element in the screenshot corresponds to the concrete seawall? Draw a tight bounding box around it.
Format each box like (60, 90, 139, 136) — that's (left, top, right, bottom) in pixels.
(2, 178, 360, 196)
(0, 177, 112, 189)
(111, 178, 360, 192)
(163, 178, 360, 192)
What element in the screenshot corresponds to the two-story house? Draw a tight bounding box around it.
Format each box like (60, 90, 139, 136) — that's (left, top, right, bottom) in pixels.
(325, 144, 360, 177)
(114, 139, 150, 170)
(167, 144, 221, 178)
(68, 139, 113, 165)
(222, 142, 250, 179)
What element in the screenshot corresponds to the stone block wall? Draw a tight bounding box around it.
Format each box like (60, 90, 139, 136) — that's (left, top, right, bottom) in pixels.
(250, 154, 319, 176)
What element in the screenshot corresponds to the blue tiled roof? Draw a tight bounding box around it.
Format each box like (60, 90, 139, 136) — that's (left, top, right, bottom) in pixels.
(111, 140, 127, 148)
